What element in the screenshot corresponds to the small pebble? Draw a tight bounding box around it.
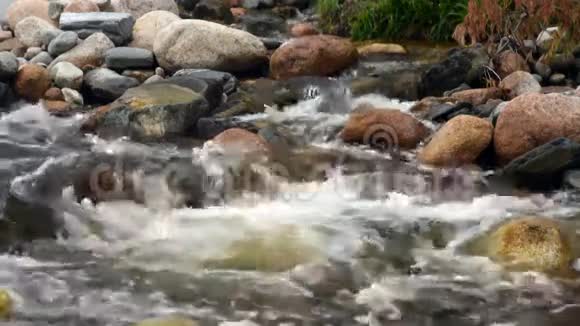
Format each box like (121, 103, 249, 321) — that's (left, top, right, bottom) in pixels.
(549, 73, 566, 85)
(155, 67, 165, 77)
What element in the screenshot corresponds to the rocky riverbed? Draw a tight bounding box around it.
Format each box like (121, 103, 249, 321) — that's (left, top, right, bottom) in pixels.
(0, 0, 580, 325)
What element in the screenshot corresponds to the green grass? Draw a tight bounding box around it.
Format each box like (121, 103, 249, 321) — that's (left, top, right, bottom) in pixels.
(317, 0, 469, 42)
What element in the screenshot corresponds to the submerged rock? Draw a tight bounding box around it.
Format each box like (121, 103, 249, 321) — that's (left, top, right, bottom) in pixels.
(153, 19, 267, 73)
(468, 217, 574, 275)
(95, 82, 209, 139)
(494, 93, 580, 164)
(211, 128, 272, 161)
(340, 106, 429, 150)
(419, 115, 493, 166)
(270, 35, 358, 80)
(59, 12, 135, 46)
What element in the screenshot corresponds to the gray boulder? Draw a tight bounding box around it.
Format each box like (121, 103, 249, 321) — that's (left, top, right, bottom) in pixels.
(94, 82, 209, 139)
(14, 16, 62, 48)
(0, 51, 18, 81)
(84, 67, 139, 101)
(48, 31, 79, 57)
(50, 61, 84, 89)
(59, 12, 135, 46)
(30, 52, 54, 66)
(105, 47, 154, 70)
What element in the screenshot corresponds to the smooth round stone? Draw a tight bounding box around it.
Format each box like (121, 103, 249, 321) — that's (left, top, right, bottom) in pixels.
(50, 61, 84, 89)
(30, 52, 54, 65)
(105, 47, 154, 70)
(24, 47, 43, 60)
(48, 31, 79, 57)
(0, 51, 18, 81)
(549, 73, 566, 85)
(62, 87, 84, 107)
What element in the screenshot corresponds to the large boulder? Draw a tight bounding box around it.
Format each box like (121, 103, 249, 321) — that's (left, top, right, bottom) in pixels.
(494, 93, 580, 163)
(270, 35, 358, 80)
(153, 19, 267, 73)
(110, 0, 179, 18)
(340, 106, 429, 150)
(14, 16, 62, 48)
(469, 217, 574, 275)
(94, 82, 209, 139)
(129, 10, 181, 52)
(421, 45, 490, 97)
(419, 115, 493, 166)
(0, 52, 18, 81)
(15, 64, 52, 102)
(84, 68, 140, 101)
(495, 50, 529, 79)
(6, 0, 53, 30)
(49, 32, 115, 70)
(105, 47, 155, 70)
(50, 61, 84, 89)
(499, 71, 541, 99)
(59, 12, 135, 46)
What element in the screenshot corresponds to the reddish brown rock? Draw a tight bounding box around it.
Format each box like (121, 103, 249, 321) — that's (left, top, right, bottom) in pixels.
(451, 87, 505, 106)
(212, 128, 272, 159)
(494, 93, 580, 163)
(290, 23, 318, 38)
(15, 64, 52, 102)
(230, 7, 246, 19)
(6, 0, 53, 30)
(357, 43, 407, 57)
(81, 104, 113, 132)
(419, 115, 493, 166)
(43, 100, 72, 114)
(340, 106, 430, 150)
(496, 50, 529, 79)
(64, 0, 100, 13)
(44, 87, 64, 101)
(270, 35, 358, 80)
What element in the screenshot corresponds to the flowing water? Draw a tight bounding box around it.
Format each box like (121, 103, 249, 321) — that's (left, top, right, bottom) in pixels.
(2, 86, 580, 326)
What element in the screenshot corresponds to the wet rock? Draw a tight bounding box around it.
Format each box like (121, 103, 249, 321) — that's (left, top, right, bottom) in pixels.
(473, 99, 502, 118)
(158, 75, 223, 110)
(421, 45, 490, 96)
(419, 115, 493, 166)
(105, 47, 154, 70)
(30, 51, 54, 66)
(211, 127, 272, 160)
(260, 37, 282, 50)
(44, 87, 64, 101)
(95, 82, 209, 139)
(15, 16, 62, 48)
(549, 73, 566, 85)
(192, 0, 233, 22)
(24, 47, 43, 60)
(494, 93, 580, 163)
(534, 60, 551, 80)
(499, 71, 541, 99)
(410, 97, 477, 122)
(0, 52, 18, 81)
(154, 19, 267, 73)
(270, 35, 358, 80)
(474, 217, 573, 275)
(0, 289, 12, 320)
(350, 69, 422, 101)
(50, 61, 84, 89)
(290, 23, 318, 37)
(340, 106, 429, 150)
(135, 316, 199, 326)
(47, 31, 79, 57)
(550, 54, 576, 73)
(110, 0, 180, 18)
(62, 87, 84, 107)
(196, 116, 264, 139)
(15, 64, 52, 102)
(290, 261, 355, 297)
(500, 137, 580, 190)
(173, 69, 238, 94)
(496, 50, 529, 78)
(130, 10, 181, 52)
(122, 69, 155, 83)
(357, 43, 407, 58)
(6, 0, 53, 30)
(64, 0, 100, 13)
(43, 99, 72, 114)
(49, 32, 115, 70)
(239, 12, 286, 38)
(84, 68, 139, 101)
(59, 12, 135, 46)
(450, 87, 505, 106)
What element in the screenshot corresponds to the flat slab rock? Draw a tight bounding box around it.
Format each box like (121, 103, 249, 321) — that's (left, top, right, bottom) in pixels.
(59, 12, 134, 46)
(105, 47, 154, 70)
